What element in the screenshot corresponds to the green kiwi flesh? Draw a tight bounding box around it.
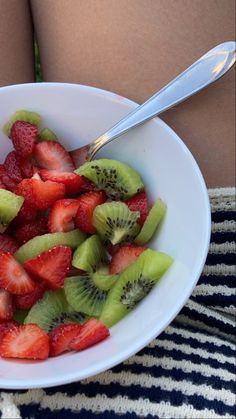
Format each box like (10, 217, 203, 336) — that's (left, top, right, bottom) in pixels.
(3, 110, 41, 137)
(24, 289, 86, 332)
(135, 198, 167, 245)
(0, 189, 24, 232)
(38, 128, 58, 142)
(93, 202, 140, 245)
(99, 249, 173, 327)
(75, 159, 144, 200)
(64, 275, 107, 317)
(92, 271, 117, 291)
(72, 235, 106, 271)
(15, 229, 86, 264)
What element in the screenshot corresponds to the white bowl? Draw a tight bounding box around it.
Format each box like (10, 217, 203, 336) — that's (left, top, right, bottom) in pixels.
(0, 83, 211, 389)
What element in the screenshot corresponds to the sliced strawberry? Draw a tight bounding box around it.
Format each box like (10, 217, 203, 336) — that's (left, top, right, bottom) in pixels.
(11, 121, 38, 158)
(0, 165, 5, 177)
(0, 234, 19, 254)
(1, 174, 18, 192)
(34, 142, 75, 172)
(15, 178, 65, 210)
(24, 245, 72, 289)
(15, 282, 45, 309)
(14, 217, 48, 244)
(0, 320, 18, 342)
(40, 169, 83, 195)
(125, 191, 149, 225)
(48, 199, 80, 233)
(109, 244, 146, 274)
(80, 176, 97, 192)
(4, 151, 22, 183)
(13, 201, 38, 225)
(75, 191, 106, 234)
(0, 324, 49, 360)
(0, 252, 36, 295)
(0, 288, 14, 320)
(20, 158, 33, 178)
(0, 180, 6, 190)
(49, 323, 82, 357)
(70, 318, 109, 351)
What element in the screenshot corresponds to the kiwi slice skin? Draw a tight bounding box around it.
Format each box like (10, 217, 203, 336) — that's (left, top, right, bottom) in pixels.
(3, 110, 41, 137)
(0, 189, 24, 232)
(24, 289, 86, 332)
(93, 202, 140, 245)
(72, 235, 106, 272)
(64, 275, 107, 317)
(38, 128, 58, 142)
(99, 249, 173, 327)
(13, 309, 29, 324)
(75, 159, 144, 200)
(15, 229, 86, 264)
(134, 199, 167, 245)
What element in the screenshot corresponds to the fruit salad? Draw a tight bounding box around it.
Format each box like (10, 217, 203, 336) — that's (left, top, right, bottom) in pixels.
(0, 110, 173, 361)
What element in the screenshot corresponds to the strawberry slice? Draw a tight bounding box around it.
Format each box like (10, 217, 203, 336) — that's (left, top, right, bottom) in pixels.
(0, 252, 36, 295)
(109, 244, 146, 274)
(75, 191, 106, 234)
(0, 320, 18, 342)
(80, 176, 96, 192)
(14, 217, 48, 244)
(49, 323, 82, 357)
(40, 170, 83, 195)
(11, 121, 38, 158)
(125, 191, 149, 225)
(70, 318, 109, 351)
(1, 174, 18, 192)
(0, 180, 6, 189)
(48, 199, 80, 233)
(13, 201, 38, 225)
(15, 178, 65, 210)
(0, 288, 14, 320)
(34, 142, 75, 172)
(24, 245, 72, 289)
(0, 324, 49, 360)
(4, 151, 22, 183)
(0, 234, 19, 254)
(15, 282, 45, 309)
(20, 158, 33, 178)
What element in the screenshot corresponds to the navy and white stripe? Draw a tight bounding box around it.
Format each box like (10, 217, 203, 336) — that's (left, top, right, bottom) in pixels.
(1, 187, 235, 419)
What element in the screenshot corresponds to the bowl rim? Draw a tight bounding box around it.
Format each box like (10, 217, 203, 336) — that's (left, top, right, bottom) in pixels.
(0, 82, 211, 389)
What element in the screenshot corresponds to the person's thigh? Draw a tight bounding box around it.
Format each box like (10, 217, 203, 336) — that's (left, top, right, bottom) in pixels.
(31, 0, 235, 187)
(0, 0, 35, 86)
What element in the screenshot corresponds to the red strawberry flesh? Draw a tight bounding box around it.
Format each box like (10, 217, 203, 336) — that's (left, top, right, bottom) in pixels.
(24, 245, 72, 289)
(0, 288, 14, 320)
(40, 169, 83, 195)
(0, 324, 49, 360)
(70, 318, 109, 351)
(0, 252, 36, 295)
(125, 191, 149, 225)
(14, 217, 48, 244)
(4, 151, 22, 183)
(75, 191, 106, 234)
(0, 234, 19, 254)
(34, 141, 75, 172)
(15, 282, 45, 309)
(48, 199, 80, 233)
(49, 323, 82, 357)
(109, 244, 146, 274)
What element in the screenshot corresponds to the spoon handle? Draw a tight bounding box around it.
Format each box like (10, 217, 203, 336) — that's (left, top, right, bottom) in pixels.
(88, 41, 235, 159)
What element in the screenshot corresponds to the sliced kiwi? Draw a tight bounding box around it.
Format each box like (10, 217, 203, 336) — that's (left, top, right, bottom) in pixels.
(72, 235, 107, 272)
(3, 110, 41, 137)
(93, 202, 140, 245)
(38, 128, 58, 142)
(0, 189, 24, 232)
(24, 289, 87, 332)
(92, 269, 117, 291)
(100, 249, 173, 327)
(135, 199, 167, 245)
(64, 274, 108, 317)
(15, 229, 86, 264)
(75, 159, 144, 200)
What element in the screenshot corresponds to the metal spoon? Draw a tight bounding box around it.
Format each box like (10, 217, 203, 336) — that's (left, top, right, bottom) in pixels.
(70, 41, 236, 166)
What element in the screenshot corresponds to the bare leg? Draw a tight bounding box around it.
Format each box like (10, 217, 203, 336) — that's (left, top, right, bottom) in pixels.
(31, 0, 235, 187)
(0, 0, 34, 86)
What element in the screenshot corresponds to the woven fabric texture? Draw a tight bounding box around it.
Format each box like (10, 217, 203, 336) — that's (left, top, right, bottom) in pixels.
(0, 187, 235, 419)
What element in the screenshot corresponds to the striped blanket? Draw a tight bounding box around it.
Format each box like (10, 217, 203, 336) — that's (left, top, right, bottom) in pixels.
(0, 187, 235, 419)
